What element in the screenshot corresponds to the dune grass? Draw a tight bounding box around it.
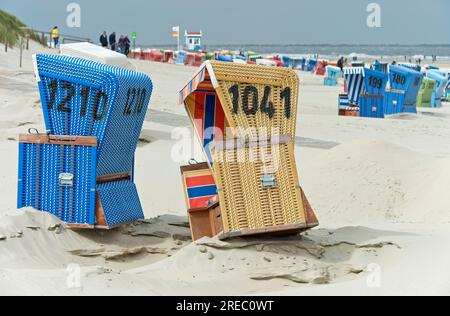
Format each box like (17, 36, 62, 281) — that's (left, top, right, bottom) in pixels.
(0, 8, 42, 48)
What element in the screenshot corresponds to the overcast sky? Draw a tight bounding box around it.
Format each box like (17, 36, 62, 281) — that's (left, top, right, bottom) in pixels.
(1, 0, 449, 45)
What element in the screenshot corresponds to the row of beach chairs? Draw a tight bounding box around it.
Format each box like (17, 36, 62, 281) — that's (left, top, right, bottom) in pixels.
(338, 64, 450, 119)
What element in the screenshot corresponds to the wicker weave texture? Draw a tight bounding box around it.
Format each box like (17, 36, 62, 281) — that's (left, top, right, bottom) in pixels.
(212, 138, 306, 233)
(18, 138, 97, 225)
(210, 61, 299, 140)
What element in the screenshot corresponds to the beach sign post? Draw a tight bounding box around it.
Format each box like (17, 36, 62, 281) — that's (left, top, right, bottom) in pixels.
(172, 26, 180, 51)
(17, 45, 153, 228)
(179, 61, 318, 241)
(131, 31, 137, 53)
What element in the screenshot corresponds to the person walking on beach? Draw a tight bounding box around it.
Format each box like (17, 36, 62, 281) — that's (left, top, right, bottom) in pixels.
(337, 56, 345, 72)
(100, 31, 108, 48)
(118, 35, 125, 54)
(51, 26, 60, 48)
(123, 35, 131, 56)
(109, 32, 117, 51)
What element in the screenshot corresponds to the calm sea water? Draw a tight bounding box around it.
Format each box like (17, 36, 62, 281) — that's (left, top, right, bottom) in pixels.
(142, 44, 450, 59)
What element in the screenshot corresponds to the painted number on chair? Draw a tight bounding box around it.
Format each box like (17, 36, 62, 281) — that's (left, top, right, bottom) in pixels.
(368, 76, 383, 89)
(228, 84, 292, 119)
(47, 80, 108, 121)
(123, 88, 147, 116)
(392, 74, 406, 86)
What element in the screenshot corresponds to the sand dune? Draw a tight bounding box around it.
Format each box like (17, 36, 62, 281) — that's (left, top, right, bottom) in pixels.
(303, 140, 450, 226)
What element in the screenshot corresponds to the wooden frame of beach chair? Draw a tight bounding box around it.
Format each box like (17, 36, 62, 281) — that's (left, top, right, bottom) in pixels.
(180, 163, 223, 241)
(178, 61, 318, 240)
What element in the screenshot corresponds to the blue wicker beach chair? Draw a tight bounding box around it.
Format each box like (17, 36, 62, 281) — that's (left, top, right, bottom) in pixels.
(281, 56, 291, 68)
(306, 58, 317, 72)
(290, 57, 302, 70)
(18, 54, 153, 228)
(427, 70, 447, 108)
(385, 65, 423, 115)
(359, 68, 388, 118)
(324, 66, 341, 86)
(176, 51, 187, 65)
(339, 67, 388, 118)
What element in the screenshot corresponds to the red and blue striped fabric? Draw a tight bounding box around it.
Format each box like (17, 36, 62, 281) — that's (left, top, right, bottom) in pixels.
(179, 66, 207, 105)
(179, 63, 227, 164)
(185, 173, 218, 209)
(192, 91, 225, 163)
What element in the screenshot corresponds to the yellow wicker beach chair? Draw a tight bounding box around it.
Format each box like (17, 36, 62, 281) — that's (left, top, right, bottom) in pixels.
(179, 61, 318, 240)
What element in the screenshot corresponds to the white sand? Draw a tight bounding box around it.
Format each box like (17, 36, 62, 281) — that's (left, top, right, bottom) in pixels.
(1, 41, 450, 295)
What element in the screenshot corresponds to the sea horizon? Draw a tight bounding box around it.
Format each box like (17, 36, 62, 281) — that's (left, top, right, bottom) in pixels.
(136, 43, 450, 59)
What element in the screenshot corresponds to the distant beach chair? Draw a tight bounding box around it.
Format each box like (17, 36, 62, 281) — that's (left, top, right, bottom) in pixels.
(339, 67, 388, 118)
(306, 58, 317, 72)
(290, 57, 303, 70)
(256, 59, 277, 67)
(445, 74, 450, 101)
(163, 50, 174, 63)
(205, 53, 215, 61)
(416, 77, 437, 108)
(176, 50, 187, 65)
(426, 65, 440, 71)
(178, 61, 318, 240)
(427, 70, 447, 108)
(300, 57, 307, 71)
(324, 65, 341, 86)
(359, 68, 389, 118)
(133, 49, 144, 60)
(148, 49, 163, 62)
(185, 53, 196, 66)
(399, 63, 422, 73)
(217, 54, 233, 63)
(248, 54, 262, 62)
(281, 55, 291, 68)
(342, 67, 365, 107)
(18, 51, 153, 228)
(385, 65, 423, 115)
(315, 60, 328, 76)
(371, 62, 389, 73)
